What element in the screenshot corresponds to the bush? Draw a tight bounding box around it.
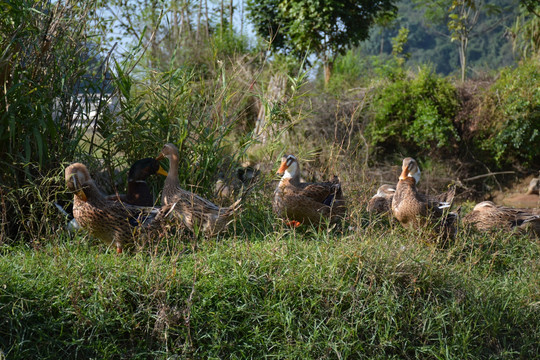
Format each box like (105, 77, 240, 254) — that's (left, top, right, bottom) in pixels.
(0, 1, 105, 184)
(365, 66, 459, 156)
(0, 1, 256, 243)
(477, 58, 540, 166)
(0, 0, 106, 242)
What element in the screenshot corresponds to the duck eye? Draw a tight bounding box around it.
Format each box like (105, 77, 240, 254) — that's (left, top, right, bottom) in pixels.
(286, 156, 295, 166)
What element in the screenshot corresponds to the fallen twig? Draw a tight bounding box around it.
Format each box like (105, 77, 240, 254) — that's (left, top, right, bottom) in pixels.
(462, 171, 515, 182)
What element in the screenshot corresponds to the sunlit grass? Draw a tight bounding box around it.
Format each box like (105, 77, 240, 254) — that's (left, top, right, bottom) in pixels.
(1, 215, 538, 359)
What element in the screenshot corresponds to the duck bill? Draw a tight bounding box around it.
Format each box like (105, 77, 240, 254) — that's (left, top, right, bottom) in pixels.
(398, 166, 409, 180)
(157, 165, 168, 177)
(155, 153, 165, 161)
(71, 174, 87, 201)
(76, 189, 87, 202)
(276, 162, 288, 176)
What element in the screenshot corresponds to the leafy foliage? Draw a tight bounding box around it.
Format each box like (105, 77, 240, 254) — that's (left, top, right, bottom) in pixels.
(0, 0, 112, 242)
(509, 7, 540, 59)
(477, 58, 540, 166)
(246, 0, 398, 76)
(366, 66, 459, 155)
(0, 0, 97, 186)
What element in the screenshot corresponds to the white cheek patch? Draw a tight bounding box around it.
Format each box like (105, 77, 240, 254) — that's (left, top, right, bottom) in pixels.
(283, 161, 298, 179)
(282, 169, 293, 179)
(409, 169, 421, 184)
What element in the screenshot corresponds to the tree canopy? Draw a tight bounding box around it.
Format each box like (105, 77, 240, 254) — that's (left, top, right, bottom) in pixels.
(246, 0, 398, 83)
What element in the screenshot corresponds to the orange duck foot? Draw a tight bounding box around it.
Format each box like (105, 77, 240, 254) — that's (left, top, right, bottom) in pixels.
(285, 220, 302, 228)
(117, 247, 123, 254)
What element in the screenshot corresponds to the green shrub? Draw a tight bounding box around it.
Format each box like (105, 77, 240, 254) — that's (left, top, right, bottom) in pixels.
(0, 0, 107, 242)
(478, 58, 540, 166)
(365, 66, 459, 156)
(99, 60, 254, 200)
(0, 0, 94, 186)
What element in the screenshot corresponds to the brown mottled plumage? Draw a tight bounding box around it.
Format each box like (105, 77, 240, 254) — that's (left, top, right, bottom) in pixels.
(367, 184, 395, 214)
(463, 201, 540, 237)
(157, 143, 242, 236)
(391, 157, 458, 239)
(66, 163, 175, 253)
(273, 155, 346, 226)
(368, 182, 455, 216)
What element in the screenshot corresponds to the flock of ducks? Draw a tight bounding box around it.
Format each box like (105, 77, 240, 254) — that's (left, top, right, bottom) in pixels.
(64, 146, 540, 253)
(368, 158, 540, 240)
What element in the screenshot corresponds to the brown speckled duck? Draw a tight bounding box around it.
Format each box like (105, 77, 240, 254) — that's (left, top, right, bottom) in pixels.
(59, 158, 168, 234)
(65, 163, 175, 253)
(391, 157, 457, 238)
(367, 184, 396, 214)
(157, 143, 242, 236)
(273, 154, 346, 226)
(462, 201, 540, 237)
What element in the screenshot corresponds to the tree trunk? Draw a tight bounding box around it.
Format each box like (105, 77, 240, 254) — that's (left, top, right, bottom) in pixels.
(255, 73, 287, 144)
(196, 0, 202, 43)
(229, 0, 233, 33)
(240, 0, 244, 35)
(204, 0, 209, 38)
(220, 0, 224, 37)
(379, 28, 384, 54)
(324, 61, 333, 86)
(150, 0, 158, 68)
(184, 2, 192, 38)
(460, 36, 468, 82)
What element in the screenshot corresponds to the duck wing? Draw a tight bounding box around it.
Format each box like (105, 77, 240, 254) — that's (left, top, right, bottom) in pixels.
(105, 201, 175, 228)
(430, 185, 456, 205)
(297, 183, 334, 203)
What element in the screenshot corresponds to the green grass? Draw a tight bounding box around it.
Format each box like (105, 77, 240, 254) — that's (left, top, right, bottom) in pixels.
(1, 220, 538, 359)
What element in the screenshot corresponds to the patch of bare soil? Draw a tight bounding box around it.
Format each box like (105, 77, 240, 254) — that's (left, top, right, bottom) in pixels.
(492, 175, 540, 209)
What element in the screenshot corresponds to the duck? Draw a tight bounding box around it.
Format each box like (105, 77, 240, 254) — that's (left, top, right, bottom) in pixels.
(367, 180, 455, 216)
(156, 143, 243, 236)
(527, 176, 539, 195)
(214, 164, 260, 202)
(58, 158, 168, 232)
(65, 162, 176, 253)
(273, 154, 346, 226)
(107, 157, 168, 206)
(391, 157, 458, 239)
(462, 201, 540, 237)
(366, 184, 396, 215)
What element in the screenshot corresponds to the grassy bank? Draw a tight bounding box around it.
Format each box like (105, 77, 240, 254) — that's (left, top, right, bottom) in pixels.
(1, 222, 538, 359)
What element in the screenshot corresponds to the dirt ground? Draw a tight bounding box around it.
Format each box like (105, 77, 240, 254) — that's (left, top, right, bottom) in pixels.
(492, 175, 540, 208)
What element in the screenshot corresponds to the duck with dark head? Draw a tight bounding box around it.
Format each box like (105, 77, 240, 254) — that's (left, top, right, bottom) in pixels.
(108, 158, 168, 206)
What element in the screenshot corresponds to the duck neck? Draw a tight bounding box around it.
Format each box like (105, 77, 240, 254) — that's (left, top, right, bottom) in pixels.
(281, 167, 301, 187)
(398, 177, 417, 191)
(166, 153, 181, 188)
(127, 181, 153, 206)
(84, 180, 107, 206)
